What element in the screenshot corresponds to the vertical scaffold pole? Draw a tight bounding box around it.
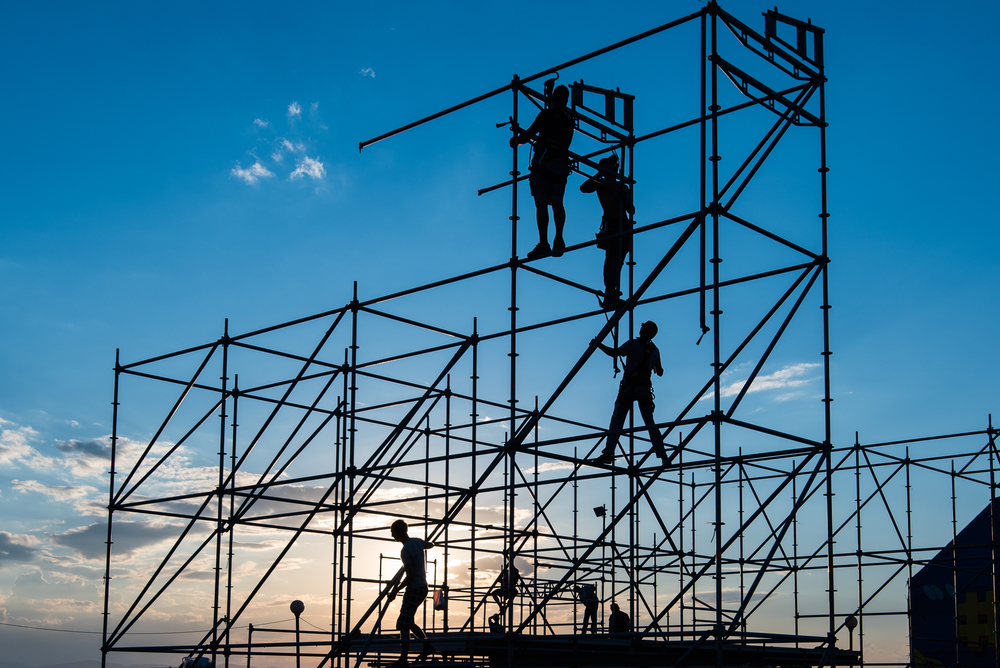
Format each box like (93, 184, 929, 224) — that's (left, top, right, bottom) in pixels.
(738, 448, 745, 641)
(213, 318, 230, 668)
(507, 75, 521, 644)
(225, 372, 240, 668)
(470, 317, 479, 631)
(989, 415, 998, 668)
(699, 7, 708, 341)
(818, 23, 836, 652)
(101, 349, 122, 668)
(533, 395, 540, 635)
(678, 448, 685, 639)
(625, 123, 635, 629)
(708, 3, 725, 664)
(855, 434, 864, 666)
(336, 350, 349, 668)
(793, 460, 800, 644)
(424, 415, 431, 632)
(346, 282, 360, 635)
(443, 374, 452, 633)
(951, 459, 959, 668)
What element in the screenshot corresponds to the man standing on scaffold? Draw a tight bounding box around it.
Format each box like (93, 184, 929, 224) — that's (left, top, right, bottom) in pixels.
(510, 82, 574, 259)
(580, 153, 634, 311)
(388, 520, 435, 666)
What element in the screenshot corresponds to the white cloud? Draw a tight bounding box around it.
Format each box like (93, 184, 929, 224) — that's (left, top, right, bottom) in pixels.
(701, 362, 821, 401)
(13, 479, 104, 517)
(254, 118, 269, 128)
(231, 161, 275, 186)
(359, 67, 376, 78)
(523, 461, 575, 475)
(310, 102, 319, 112)
(12, 480, 97, 503)
(272, 139, 306, 163)
(288, 101, 302, 117)
(290, 156, 326, 181)
(0, 419, 57, 470)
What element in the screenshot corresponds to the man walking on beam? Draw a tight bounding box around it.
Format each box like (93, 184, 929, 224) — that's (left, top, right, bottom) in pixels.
(591, 320, 667, 465)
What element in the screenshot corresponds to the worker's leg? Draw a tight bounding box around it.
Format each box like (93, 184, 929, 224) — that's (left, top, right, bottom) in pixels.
(601, 386, 632, 459)
(550, 177, 568, 255)
(635, 388, 666, 459)
(533, 193, 550, 243)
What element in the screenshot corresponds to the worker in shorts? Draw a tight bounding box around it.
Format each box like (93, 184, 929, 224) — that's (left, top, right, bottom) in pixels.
(510, 84, 575, 259)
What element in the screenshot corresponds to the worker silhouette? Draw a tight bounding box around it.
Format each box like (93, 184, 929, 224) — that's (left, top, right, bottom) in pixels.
(608, 602, 632, 633)
(510, 84, 574, 259)
(388, 520, 435, 666)
(580, 154, 634, 311)
(490, 551, 520, 613)
(591, 321, 667, 465)
(574, 582, 599, 634)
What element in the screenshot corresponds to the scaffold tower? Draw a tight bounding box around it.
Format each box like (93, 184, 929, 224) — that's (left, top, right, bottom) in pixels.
(100, 5, 1000, 668)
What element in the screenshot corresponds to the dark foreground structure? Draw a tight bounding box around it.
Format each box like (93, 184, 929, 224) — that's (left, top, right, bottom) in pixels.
(100, 4, 999, 668)
(911, 502, 1000, 668)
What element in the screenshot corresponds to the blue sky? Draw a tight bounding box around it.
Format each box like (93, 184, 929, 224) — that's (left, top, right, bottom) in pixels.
(1, 1, 998, 666)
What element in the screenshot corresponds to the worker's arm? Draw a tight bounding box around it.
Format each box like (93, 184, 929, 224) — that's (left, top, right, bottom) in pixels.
(591, 338, 621, 358)
(510, 113, 542, 147)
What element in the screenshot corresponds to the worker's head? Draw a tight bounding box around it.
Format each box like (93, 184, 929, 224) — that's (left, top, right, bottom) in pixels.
(598, 155, 618, 172)
(639, 321, 658, 340)
(390, 519, 408, 542)
(551, 85, 569, 108)
(610, 603, 620, 613)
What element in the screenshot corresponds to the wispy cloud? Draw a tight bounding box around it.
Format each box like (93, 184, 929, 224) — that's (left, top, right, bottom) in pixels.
(254, 118, 269, 128)
(359, 67, 376, 78)
(12, 480, 97, 504)
(290, 156, 326, 181)
(288, 101, 302, 117)
(701, 362, 821, 401)
(523, 462, 575, 475)
(232, 161, 275, 186)
(271, 138, 306, 163)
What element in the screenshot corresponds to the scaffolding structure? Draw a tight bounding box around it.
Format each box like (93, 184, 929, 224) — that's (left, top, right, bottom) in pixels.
(100, 4, 999, 668)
